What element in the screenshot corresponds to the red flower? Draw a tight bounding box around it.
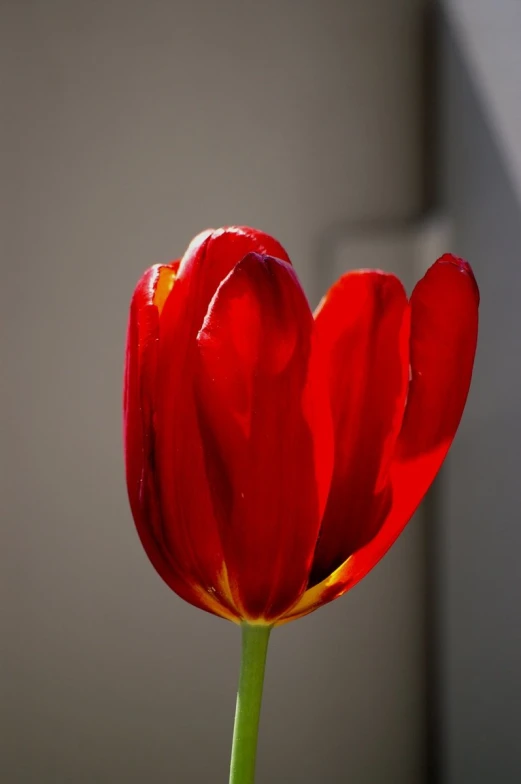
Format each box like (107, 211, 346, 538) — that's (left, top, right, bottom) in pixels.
(124, 226, 478, 624)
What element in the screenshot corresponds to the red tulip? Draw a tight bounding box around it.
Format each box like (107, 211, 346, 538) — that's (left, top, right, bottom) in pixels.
(124, 226, 479, 625)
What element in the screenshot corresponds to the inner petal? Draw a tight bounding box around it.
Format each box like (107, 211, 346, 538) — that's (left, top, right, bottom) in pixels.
(309, 271, 410, 586)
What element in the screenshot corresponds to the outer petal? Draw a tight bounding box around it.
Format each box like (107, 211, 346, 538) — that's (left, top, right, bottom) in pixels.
(124, 263, 178, 513)
(124, 262, 236, 618)
(194, 253, 334, 621)
(283, 255, 479, 622)
(153, 228, 293, 619)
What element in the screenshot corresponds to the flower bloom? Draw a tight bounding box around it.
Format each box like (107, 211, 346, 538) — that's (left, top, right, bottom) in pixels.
(124, 226, 478, 624)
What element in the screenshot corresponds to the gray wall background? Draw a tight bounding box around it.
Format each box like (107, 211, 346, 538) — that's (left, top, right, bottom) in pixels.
(438, 14, 521, 784)
(2, 2, 427, 782)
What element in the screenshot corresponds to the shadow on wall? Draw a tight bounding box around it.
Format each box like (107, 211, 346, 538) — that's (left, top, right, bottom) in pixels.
(438, 17, 521, 782)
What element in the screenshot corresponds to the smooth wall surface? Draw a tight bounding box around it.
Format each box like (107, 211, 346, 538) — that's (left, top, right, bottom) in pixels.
(439, 16, 521, 784)
(3, 2, 426, 781)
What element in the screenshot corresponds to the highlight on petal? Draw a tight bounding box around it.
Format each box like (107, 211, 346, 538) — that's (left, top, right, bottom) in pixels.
(194, 253, 334, 622)
(281, 254, 479, 623)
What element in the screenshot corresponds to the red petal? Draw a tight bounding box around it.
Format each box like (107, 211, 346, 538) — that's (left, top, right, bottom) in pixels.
(282, 255, 478, 622)
(124, 263, 235, 618)
(194, 253, 333, 621)
(309, 271, 410, 585)
(154, 228, 292, 618)
(124, 263, 179, 521)
(174, 226, 291, 335)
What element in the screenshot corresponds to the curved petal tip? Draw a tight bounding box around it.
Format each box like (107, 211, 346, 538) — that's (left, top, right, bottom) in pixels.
(436, 253, 480, 304)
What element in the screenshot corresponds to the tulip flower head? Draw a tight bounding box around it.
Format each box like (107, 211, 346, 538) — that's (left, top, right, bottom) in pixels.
(124, 226, 478, 626)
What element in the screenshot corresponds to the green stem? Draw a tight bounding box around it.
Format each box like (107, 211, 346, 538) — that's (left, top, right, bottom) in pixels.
(229, 623, 272, 784)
